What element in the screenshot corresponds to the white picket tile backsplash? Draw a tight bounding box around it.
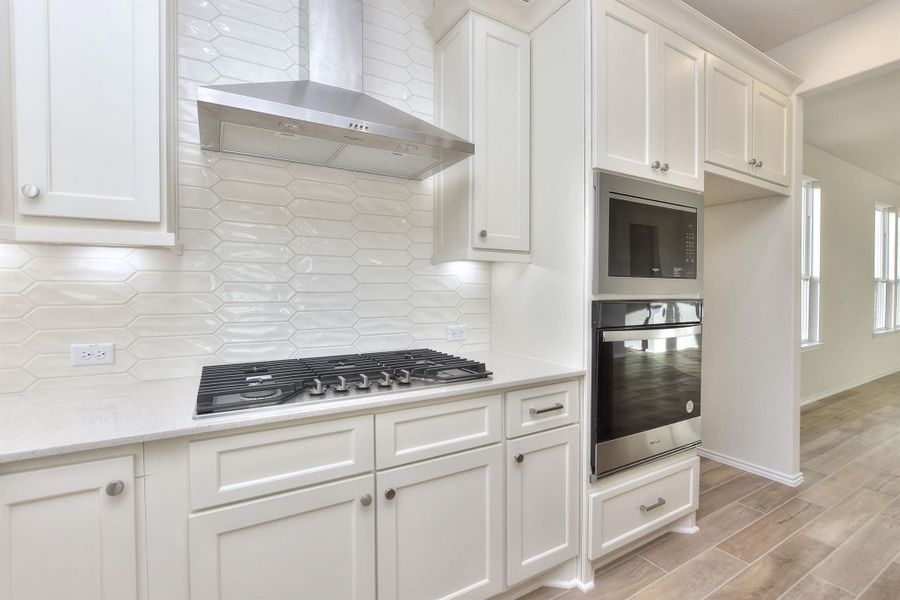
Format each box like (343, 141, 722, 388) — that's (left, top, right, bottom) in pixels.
(0, 0, 491, 393)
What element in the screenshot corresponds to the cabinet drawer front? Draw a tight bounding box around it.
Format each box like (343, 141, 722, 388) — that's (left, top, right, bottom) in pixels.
(189, 415, 374, 510)
(589, 455, 699, 559)
(375, 395, 502, 469)
(506, 380, 579, 438)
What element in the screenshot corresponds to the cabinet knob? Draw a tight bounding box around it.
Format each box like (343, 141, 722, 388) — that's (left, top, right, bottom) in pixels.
(360, 494, 372, 507)
(749, 158, 758, 166)
(650, 161, 661, 170)
(385, 488, 396, 500)
(479, 229, 487, 238)
(756, 160, 763, 168)
(513, 453, 525, 464)
(21, 184, 40, 198)
(660, 163, 669, 172)
(105, 480, 125, 497)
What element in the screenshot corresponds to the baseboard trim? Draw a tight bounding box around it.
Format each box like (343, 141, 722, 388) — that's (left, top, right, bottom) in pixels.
(697, 447, 804, 487)
(801, 365, 900, 406)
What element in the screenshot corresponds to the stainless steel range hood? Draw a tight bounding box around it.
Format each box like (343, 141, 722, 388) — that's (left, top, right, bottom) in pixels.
(196, 0, 473, 181)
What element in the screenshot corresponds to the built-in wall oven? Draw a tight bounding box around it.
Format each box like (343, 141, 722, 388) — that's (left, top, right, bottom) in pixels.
(594, 172, 703, 296)
(591, 299, 702, 479)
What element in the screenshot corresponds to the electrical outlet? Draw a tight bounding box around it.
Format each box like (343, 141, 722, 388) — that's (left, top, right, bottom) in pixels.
(446, 325, 467, 341)
(71, 343, 115, 366)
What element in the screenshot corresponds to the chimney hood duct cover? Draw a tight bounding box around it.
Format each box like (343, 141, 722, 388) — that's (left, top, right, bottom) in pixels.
(196, 1, 473, 180)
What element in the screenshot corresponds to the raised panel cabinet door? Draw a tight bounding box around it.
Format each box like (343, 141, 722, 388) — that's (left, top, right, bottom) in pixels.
(377, 445, 504, 600)
(472, 16, 530, 252)
(11, 0, 161, 222)
(705, 55, 753, 174)
(506, 425, 579, 586)
(655, 28, 705, 192)
(189, 475, 376, 600)
(0, 456, 137, 600)
(751, 80, 791, 187)
(593, 0, 656, 179)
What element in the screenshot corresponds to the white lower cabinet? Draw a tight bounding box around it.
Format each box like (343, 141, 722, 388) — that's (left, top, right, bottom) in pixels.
(0, 456, 137, 600)
(506, 425, 579, 586)
(189, 475, 376, 600)
(376, 445, 505, 600)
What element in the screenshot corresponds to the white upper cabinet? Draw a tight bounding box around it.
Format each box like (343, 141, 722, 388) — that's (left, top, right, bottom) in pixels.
(0, 456, 137, 600)
(434, 12, 531, 263)
(593, 0, 705, 192)
(6, 0, 173, 245)
(706, 55, 791, 187)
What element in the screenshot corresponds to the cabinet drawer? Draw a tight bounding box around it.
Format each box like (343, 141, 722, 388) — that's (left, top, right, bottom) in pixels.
(589, 455, 699, 559)
(506, 380, 579, 438)
(375, 395, 502, 469)
(189, 415, 374, 510)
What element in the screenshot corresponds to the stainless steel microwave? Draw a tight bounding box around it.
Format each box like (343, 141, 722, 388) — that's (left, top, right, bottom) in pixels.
(594, 172, 703, 296)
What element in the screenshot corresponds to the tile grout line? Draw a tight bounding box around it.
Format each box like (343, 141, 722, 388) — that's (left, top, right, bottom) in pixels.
(851, 537, 900, 598)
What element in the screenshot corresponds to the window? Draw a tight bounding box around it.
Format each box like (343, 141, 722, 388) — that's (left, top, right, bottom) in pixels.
(801, 180, 821, 346)
(874, 206, 898, 332)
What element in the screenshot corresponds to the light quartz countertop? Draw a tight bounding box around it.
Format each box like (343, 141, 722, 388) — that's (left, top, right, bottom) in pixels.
(0, 351, 584, 464)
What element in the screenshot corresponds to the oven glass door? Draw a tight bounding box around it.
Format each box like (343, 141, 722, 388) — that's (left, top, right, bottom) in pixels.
(594, 324, 701, 443)
(608, 194, 698, 279)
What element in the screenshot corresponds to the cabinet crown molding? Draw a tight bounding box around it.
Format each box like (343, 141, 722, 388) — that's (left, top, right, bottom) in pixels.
(426, 0, 569, 39)
(620, 0, 802, 95)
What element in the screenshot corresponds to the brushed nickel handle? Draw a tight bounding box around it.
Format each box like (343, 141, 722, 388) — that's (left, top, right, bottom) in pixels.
(360, 494, 372, 507)
(529, 402, 564, 416)
(650, 161, 661, 170)
(21, 184, 39, 198)
(385, 488, 396, 500)
(756, 160, 763, 168)
(660, 163, 669, 172)
(105, 481, 125, 497)
(479, 229, 487, 238)
(640, 497, 666, 512)
(749, 158, 758, 166)
(513, 453, 525, 464)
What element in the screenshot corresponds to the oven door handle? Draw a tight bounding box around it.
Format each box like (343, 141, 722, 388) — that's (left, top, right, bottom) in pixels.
(602, 324, 701, 342)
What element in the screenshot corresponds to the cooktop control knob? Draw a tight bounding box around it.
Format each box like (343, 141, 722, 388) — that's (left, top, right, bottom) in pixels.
(309, 378, 326, 396)
(356, 374, 370, 390)
(334, 376, 351, 392)
(398, 369, 412, 384)
(378, 371, 393, 387)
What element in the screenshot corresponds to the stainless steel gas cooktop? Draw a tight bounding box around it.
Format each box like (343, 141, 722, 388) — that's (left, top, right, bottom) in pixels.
(194, 349, 492, 417)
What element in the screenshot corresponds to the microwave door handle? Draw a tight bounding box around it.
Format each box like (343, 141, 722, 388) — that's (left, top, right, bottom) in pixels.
(602, 325, 701, 343)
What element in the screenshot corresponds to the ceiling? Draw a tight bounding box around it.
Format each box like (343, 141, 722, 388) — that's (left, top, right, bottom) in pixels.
(803, 68, 900, 185)
(682, 0, 883, 51)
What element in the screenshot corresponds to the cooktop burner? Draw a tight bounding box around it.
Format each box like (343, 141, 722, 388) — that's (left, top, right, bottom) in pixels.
(195, 349, 491, 416)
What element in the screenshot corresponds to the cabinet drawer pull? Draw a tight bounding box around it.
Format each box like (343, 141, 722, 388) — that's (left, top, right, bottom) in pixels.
(749, 158, 758, 166)
(21, 184, 40, 198)
(640, 497, 666, 512)
(650, 160, 661, 170)
(513, 453, 525, 464)
(757, 160, 764, 168)
(360, 494, 372, 507)
(479, 229, 488, 238)
(105, 480, 125, 497)
(529, 402, 565, 416)
(660, 163, 669, 172)
(385, 488, 396, 500)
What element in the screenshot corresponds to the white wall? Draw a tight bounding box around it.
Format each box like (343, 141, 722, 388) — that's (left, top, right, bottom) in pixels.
(801, 144, 900, 401)
(766, 0, 900, 94)
(0, 0, 491, 394)
(701, 194, 800, 481)
(490, 0, 586, 368)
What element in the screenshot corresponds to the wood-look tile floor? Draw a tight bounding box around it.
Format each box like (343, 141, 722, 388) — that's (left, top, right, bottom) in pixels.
(524, 373, 900, 600)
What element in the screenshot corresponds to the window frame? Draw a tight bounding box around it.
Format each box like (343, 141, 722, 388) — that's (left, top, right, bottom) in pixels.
(874, 205, 899, 334)
(801, 178, 821, 349)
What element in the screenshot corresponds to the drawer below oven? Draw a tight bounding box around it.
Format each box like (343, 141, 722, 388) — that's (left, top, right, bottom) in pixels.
(588, 453, 699, 559)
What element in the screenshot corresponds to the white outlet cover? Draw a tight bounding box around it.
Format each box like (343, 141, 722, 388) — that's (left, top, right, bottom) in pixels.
(71, 343, 115, 366)
(446, 325, 467, 341)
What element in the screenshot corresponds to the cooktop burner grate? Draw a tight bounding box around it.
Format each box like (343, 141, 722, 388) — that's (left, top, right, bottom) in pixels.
(195, 349, 492, 416)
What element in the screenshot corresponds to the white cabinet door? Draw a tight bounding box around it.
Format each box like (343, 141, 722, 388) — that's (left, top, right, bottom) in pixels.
(593, 1, 655, 179)
(471, 16, 530, 252)
(751, 80, 791, 186)
(506, 425, 579, 586)
(655, 28, 705, 192)
(11, 0, 161, 222)
(189, 475, 376, 600)
(377, 445, 504, 600)
(705, 55, 753, 175)
(0, 457, 137, 600)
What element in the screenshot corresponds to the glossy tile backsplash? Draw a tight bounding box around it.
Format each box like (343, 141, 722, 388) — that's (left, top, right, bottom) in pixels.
(0, 0, 490, 393)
